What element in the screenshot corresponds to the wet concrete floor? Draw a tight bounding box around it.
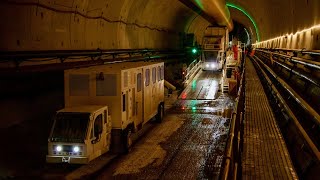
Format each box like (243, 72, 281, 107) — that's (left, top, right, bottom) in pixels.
(0, 70, 234, 179)
(96, 71, 234, 179)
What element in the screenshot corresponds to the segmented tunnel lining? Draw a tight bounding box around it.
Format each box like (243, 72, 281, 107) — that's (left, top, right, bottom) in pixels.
(242, 58, 298, 179)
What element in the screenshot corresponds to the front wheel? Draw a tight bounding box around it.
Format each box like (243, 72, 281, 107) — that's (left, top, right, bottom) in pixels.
(156, 103, 164, 123)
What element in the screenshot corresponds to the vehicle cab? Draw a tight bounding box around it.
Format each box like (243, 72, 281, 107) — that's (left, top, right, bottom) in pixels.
(201, 26, 228, 71)
(46, 105, 111, 164)
(202, 50, 225, 70)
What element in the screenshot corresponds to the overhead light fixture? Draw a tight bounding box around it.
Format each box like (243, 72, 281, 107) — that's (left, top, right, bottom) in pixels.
(254, 24, 320, 46)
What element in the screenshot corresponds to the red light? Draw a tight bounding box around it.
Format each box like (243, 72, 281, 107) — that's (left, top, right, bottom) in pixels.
(181, 92, 187, 99)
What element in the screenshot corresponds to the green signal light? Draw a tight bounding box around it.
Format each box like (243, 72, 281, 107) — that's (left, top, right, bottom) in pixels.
(192, 48, 197, 54)
(226, 3, 260, 42)
(192, 80, 197, 89)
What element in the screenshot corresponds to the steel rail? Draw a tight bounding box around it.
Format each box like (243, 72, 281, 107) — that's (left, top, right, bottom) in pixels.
(251, 56, 320, 160)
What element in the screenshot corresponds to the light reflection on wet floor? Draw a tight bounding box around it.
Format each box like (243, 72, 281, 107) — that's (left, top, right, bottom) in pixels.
(179, 71, 222, 100)
(97, 70, 235, 180)
(170, 97, 234, 116)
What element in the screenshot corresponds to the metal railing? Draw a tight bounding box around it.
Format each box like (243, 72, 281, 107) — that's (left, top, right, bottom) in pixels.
(252, 55, 320, 160)
(220, 57, 246, 180)
(254, 52, 320, 126)
(251, 55, 320, 178)
(183, 59, 202, 85)
(220, 48, 320, 179)
(204, 43, 221, 50)
(256, 49, 320, 70)
(257, 48, 320, 56)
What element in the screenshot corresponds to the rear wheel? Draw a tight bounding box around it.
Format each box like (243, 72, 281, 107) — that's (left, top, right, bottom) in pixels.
(156, 103, 164, 123)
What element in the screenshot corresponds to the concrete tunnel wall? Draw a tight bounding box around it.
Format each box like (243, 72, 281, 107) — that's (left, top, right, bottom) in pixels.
(228, 0, 320, 49)
(1, 0, 319, 51)
(0, 0, 210, 51)
(0, 0, 211, 130)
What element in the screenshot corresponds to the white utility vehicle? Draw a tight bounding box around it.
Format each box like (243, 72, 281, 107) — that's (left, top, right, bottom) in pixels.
(201, 26, 228, 71)
(47, 61, 165, 164)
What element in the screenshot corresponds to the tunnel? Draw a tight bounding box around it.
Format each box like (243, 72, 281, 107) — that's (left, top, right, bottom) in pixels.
(0, 0, 319, 51)
(0, 0, 319, 179)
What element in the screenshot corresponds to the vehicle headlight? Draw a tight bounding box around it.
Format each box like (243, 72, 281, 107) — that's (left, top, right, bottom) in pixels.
(56, 145, 62, 152)
(211, 64, 216, 68)
(73, 146, 80, 153)
(206, 64, 209, 67)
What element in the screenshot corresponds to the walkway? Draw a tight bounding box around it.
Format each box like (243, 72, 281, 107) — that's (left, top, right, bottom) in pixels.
(242, 59, 298, 180)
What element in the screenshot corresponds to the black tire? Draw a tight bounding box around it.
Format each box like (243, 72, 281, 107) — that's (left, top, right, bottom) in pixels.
(123, 129, 132, 153)
(156, 103, 164, 123)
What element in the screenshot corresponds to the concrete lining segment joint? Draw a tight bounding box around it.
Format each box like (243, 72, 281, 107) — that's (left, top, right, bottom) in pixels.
(226, 3, 260, 42)
(1, 0, 181, 34)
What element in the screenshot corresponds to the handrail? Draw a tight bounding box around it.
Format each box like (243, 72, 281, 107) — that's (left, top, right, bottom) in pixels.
(257, 51, 320, 88)
(272, 60, 320, 87)
(204, 43, 221, 50)
(220, 57, 246, 180)
(257, 48, 320, 57)
(183, 59, 202, 85)
(221, 112, 236, 180)
(255, 49, 320, 70)
(251, 56, 320, 160)
(253, 55, 320, 126)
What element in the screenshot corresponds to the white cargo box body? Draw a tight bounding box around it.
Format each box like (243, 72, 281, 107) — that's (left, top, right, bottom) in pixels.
(64, 61, 165, 131)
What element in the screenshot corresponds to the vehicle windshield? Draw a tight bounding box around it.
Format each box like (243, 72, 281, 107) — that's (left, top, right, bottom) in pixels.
(50, 112, 90, 143)
(203, 51, 219, 62)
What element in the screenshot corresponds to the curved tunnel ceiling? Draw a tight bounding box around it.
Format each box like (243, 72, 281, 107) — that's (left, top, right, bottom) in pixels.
(0, 0, 319, 52)
(0, 0, 212, 51)
(189, 0, 233, 30)
(227, 0, 320, 49)
(227, 2, 259, 43)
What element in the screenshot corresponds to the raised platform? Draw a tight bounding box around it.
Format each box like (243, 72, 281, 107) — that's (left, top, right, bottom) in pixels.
(242, 59, 298, 179)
